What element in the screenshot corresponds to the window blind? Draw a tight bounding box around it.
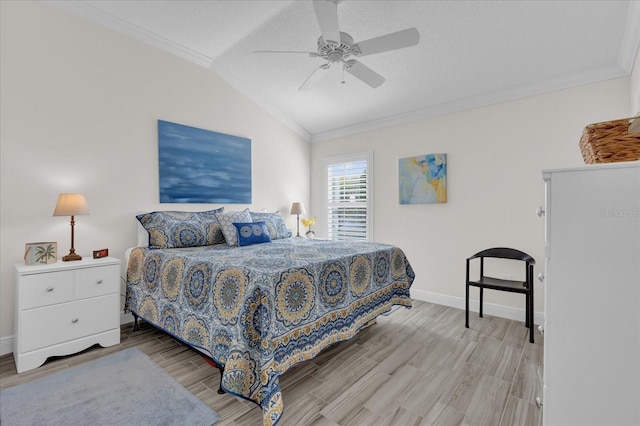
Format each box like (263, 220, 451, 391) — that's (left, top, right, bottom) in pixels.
(326, 158, 370, 241)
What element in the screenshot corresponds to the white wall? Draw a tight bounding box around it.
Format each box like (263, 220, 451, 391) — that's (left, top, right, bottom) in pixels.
(311, 77, 631, 321)
(632, 46, 640, 115)
(1, 1, 636, 353)
(0, 2, 310, 346)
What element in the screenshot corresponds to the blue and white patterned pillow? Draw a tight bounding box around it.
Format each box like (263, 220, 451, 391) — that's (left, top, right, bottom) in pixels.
(249, 211, 292, 239)
(232, 221, 272, 246)
(136, 208, 225, 249)
(215, 209, 253, 246)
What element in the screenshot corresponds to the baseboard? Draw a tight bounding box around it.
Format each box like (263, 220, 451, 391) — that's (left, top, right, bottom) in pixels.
(1, 312, 138, 356)
(411, 288, 545, 326)
(1, 296, 543, 357)
(0, 335, 13, 357)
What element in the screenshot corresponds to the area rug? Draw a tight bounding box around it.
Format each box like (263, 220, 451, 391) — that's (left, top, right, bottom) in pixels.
(0, 347, 220, 426)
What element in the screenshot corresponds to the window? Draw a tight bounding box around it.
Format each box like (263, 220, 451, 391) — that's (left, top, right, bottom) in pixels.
(324, 152, 373, 241)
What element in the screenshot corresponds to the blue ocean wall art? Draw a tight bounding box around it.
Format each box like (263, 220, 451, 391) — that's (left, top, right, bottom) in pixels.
(158, 120, 252, 204)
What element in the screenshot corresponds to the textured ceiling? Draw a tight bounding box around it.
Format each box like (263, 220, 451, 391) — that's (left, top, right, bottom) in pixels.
(54, 0, 640, 141)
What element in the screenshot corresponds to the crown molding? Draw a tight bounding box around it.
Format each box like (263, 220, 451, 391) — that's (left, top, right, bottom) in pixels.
(49, 1, 213, 67)
(205, 61, 311, 141)
(48, 1, 312, 142)
(47, 1, 633, 145)
(311, 62, 627, 143)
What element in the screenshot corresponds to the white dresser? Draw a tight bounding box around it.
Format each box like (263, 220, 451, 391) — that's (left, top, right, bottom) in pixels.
(13, 257, 121, 373)
(541, 162, 639, 425)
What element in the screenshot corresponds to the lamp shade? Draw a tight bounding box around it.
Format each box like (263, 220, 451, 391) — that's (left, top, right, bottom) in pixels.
(290, 202, 306, 215)
(53, 193, 90, 216)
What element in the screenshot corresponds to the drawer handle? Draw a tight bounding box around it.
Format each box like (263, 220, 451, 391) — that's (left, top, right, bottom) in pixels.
(538, 324, 544, 336)
(46, 286, 54, 292)
(538, 272, 545, 282)
(96, 279, 103, 284)
(536, 206, 545, 217)
(535, 397, 543, 409)
(71, 318, 79, 324)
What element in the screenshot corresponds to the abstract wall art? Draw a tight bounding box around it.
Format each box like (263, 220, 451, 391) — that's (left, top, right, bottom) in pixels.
(158, 120, 251, 204)
(398, 153, 447, 204)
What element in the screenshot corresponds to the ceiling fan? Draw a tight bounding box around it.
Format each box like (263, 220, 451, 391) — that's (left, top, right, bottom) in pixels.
(254, 0, 420, 89)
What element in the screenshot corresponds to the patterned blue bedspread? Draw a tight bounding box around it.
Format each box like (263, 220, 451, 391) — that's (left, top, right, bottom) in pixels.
(125, 237, 414, 425)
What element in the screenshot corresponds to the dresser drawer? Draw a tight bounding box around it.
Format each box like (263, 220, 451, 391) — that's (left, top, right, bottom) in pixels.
(14, 257, 121, 372)
(19, 270, 74, 309)
(19, 294, 119, 353)
(75, 265, 119, 299)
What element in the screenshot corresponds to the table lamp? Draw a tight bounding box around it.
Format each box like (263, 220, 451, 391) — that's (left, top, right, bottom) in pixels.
(290, 202, 306, 237)
(53, 193, 90, 261)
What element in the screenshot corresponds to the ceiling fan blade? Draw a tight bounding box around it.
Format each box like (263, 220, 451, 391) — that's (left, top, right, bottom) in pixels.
(344, 60, 385, 88)
(313, 0, 340, 44)
(299, 63, 331, 90)
(354, 27, 420, 57)
(254, 51, 319, 57)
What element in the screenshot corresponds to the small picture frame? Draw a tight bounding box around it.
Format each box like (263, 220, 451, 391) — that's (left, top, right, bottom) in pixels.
(24, 242, 57, 265)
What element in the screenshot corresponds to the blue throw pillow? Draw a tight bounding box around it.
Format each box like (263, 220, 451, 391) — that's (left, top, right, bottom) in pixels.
(136, 208, 224, 249)
(232, 221, 272, 247)
(215, 209, 253, 246)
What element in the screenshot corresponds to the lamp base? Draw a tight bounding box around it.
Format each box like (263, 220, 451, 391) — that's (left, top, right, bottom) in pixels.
(62, 253, 82, 262)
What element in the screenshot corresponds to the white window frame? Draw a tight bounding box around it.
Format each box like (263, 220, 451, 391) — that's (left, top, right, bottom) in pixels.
(323, 151, 374, 242)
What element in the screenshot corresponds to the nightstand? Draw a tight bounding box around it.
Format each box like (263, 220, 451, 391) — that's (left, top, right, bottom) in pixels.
(13, 257, 121, 373)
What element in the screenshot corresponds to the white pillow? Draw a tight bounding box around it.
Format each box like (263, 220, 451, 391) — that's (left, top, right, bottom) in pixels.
(136, 212, 149, 247)
(215, 208, 252, 246)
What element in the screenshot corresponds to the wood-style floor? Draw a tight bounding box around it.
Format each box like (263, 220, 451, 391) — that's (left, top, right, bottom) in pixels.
(0, 300, 543, 425)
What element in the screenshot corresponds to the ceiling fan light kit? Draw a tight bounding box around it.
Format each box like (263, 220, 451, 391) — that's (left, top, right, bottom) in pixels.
(316, 32, 355, 61)
(255, 0, 420, 90)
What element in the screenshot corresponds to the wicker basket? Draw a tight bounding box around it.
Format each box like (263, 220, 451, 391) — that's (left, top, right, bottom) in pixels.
(579, 116, 640, 164)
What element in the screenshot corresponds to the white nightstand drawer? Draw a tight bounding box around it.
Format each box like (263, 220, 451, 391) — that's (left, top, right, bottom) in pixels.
(19, 294, 119, 353)
(20, 270, 74, 309)
(75, 265, 119, 300)
(14, 257, 121, 372)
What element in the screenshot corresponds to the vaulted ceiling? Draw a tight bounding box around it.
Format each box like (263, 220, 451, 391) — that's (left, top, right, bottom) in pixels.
(55, 0, 640, 141)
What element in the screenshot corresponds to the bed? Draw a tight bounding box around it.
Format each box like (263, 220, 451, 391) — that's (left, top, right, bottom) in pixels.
(125, 209, 414, 426)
